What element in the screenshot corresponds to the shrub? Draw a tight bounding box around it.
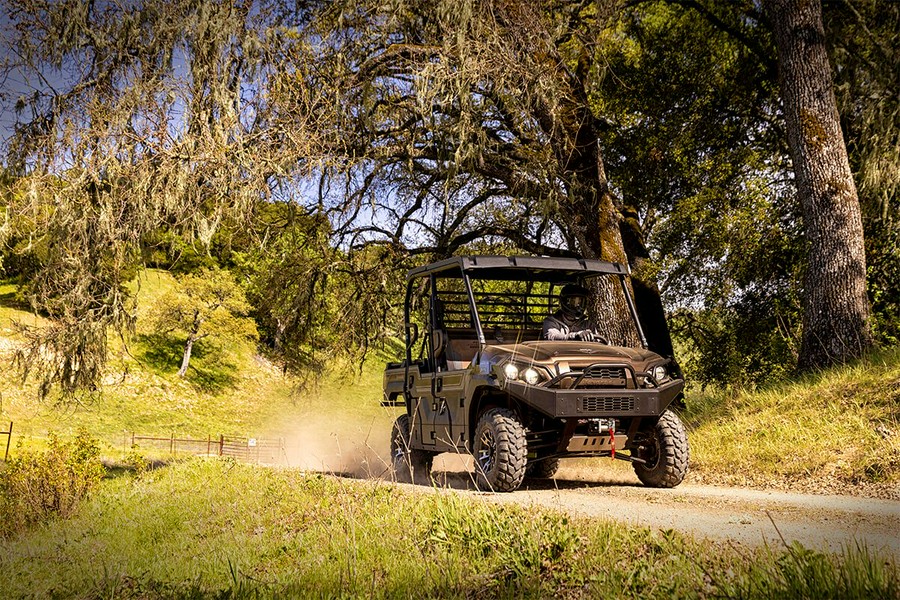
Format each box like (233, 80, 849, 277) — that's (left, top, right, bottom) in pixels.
(122, 446, 151, 475)
(0, 429, 105, 537)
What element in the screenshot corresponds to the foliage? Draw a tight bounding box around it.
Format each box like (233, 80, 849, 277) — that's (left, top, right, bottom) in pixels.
(235, 212, 404, 381)
(866, 223, 900, 346)
(121, 446, 151, 476)
(0, 429, 104, 537)
(149, 267, 257, 377)
(600, 0, 896, 380)
(0, 0, 897, 393)
(0, 0, 322, 396)
(0, 459, 897, 598)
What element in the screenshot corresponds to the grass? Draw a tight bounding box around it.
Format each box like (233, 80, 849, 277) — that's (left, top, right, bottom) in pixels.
(684, 348, 900, 492)
(0, 270, 395, 465)
(2, 273, 900, 597)
(0, 458, 896, 599)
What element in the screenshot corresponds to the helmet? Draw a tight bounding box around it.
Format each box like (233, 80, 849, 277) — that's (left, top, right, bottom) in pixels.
(559, 283, 589, 319)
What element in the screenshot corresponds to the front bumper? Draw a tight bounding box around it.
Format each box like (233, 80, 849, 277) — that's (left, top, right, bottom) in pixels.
(505, 378, 684, 418)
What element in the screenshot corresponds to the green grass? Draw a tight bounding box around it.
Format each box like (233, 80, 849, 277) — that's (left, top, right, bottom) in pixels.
(0, 271, 395, 465)
(0, 459, 896, 599)
(684, 348, 900, 490)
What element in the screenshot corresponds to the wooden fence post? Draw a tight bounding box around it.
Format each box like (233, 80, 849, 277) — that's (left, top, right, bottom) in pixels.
(4, 421, 12, 461)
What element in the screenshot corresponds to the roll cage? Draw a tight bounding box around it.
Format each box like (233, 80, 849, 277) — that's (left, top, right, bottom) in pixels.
(401, 255, 649, 366)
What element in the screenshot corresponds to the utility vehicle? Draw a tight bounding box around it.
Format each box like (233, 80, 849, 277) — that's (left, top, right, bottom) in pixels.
(383, 255, 688, 492)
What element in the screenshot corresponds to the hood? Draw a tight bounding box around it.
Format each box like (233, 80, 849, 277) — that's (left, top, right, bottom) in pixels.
(481, 340, 663, 370)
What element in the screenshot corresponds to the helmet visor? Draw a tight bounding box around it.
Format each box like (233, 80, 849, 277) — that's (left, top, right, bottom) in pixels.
(564, 295, 586, 309)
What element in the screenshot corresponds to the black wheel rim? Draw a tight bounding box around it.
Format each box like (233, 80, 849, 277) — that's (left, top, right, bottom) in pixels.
(477, 428, 495, 473)
(641, 433, 661, 470)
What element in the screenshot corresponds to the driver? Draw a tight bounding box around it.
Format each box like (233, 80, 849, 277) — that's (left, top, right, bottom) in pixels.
(542, 283, 602, 342)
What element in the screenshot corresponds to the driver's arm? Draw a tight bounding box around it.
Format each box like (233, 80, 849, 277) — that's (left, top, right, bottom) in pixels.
(542, 317, 569, 340)
(543, 317, 584, 340)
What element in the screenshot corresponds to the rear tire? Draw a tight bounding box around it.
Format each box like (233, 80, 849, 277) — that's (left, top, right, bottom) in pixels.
(526, 457, 560, 479)
(391, 414, 433, 484)
(632, 410, 689, 488)
(473, 408, 527, 492)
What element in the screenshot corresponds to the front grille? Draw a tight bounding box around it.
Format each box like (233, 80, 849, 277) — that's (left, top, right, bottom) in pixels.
(584, 367, 626, 380)
(578, 396, 635, 413)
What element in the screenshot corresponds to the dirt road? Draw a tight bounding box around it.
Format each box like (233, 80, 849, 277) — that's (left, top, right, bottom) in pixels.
(284, 423, 899, 558)
(402, 457, 900, 559)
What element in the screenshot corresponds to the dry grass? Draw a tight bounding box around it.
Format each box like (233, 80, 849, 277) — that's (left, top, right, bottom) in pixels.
(684, 349, 900, 496)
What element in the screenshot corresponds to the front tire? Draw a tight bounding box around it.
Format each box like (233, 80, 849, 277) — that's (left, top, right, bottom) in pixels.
(632, 409, 689, 488)
(391, 414, 433, 484)
(473, 408, 527, 492)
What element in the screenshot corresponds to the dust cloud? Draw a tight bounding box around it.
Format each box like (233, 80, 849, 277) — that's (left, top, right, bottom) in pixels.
(269, 410, 477, 482)
(259, 391, 639, 486)
(273, 412, 394, 479)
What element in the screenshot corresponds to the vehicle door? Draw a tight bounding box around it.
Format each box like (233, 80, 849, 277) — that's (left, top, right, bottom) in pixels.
(414, 279, 469, 451)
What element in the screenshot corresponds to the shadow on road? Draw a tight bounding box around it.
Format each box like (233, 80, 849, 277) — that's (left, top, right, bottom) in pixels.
(319, 466, 641, 493)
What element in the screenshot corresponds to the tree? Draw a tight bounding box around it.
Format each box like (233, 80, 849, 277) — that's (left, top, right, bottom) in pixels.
(604, 0, 892, 382)
(825, 1, 900, 347)
(150, 268, 256, 377)
(0, 0, 318, 396)
(764, 0, 873, 369)
(282, 0, 661, 349)
(592, 1, 804, 385)
(3, 0, 892, 396)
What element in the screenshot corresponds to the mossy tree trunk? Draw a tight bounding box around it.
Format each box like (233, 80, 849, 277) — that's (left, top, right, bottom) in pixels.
(510, 1, 648, 351)
(766, 0, 873, 370)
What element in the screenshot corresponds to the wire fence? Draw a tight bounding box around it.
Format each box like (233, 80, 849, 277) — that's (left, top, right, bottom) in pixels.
(127, 432, 287, 465)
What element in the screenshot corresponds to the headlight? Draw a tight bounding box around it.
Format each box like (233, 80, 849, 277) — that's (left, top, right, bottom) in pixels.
(503, 363, 520, 380)
(501, 362, 546, 384)
(523, 367, 541, 385)
(653, 365, 667, 382)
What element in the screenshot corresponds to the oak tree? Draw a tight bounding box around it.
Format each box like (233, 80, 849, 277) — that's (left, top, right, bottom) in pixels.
(764, 0, 873, 369)
(150, 268, 257, 377)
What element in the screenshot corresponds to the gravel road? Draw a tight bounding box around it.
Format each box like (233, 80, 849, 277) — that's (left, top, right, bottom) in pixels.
(409, 456, 900, 559)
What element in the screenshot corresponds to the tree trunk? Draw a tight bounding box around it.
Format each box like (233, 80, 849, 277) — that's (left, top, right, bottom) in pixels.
(178, 337, 194, 377)
(766, 0, 873, 370)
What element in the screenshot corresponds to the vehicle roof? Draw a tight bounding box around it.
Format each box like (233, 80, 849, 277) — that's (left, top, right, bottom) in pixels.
(406, 255, 629, 282)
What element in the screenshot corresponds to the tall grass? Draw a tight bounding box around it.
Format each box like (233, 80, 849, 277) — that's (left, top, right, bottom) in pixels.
(684, 348, 900, 489)
(0, 459, 896, 599)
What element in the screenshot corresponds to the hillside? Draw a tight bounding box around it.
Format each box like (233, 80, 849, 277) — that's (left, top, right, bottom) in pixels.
(683, 351, 900, 498)
(0, 271, 396, 475)
(1, 271, 898, 497)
